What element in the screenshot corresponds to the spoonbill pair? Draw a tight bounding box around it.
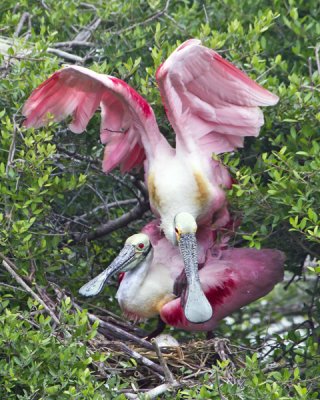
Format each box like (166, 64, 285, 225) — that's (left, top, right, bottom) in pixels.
(23, 39, 281, 325)
(78, 220, 285, 334)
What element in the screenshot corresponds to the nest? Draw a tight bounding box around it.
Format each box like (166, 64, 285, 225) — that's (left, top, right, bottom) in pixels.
(85, 310, 250, 399)
(0, 261, 250, 400)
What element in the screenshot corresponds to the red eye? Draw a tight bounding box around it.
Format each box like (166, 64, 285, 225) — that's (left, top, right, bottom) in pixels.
(138, 243, 144, 249)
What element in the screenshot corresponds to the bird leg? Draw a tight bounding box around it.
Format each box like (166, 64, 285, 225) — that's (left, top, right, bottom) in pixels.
(173, 270, 187, 299)
(146, 317, 166, 341)
(206, 330, 216, 340)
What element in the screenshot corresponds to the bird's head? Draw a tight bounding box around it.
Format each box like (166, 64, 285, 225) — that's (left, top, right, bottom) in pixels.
(174, 212, 197, 242)
(79, 233, 152, 297)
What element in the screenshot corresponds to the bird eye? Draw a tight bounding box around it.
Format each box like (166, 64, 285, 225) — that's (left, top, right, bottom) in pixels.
(175, 228, 179, 234)
(138, 243, 144, 249)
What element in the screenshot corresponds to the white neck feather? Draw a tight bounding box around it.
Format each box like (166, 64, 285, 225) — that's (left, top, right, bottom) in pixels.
(116, 250, 153, 302)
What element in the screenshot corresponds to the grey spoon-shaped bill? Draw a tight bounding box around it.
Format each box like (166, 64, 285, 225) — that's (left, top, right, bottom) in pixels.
(79, 245, 136, 297)
(178, 233, 213, 323)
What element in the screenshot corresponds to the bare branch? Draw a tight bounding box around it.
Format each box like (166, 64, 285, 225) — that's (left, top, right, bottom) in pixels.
(114, 341, 164, 377)
(40, 0, 50, 10)
(125, 382, 181, 399)
(315, 45, 320, 76)
(14, 12, 31, 37)
(54, 144, 101, 168)
(110, 0, 171, 35)
(52, 41, 95, 48)
(87, 312, 154, 350)
(0, 282, 27, 293)
(73, 199, 138, 223)
(0, 36, 85, 64)
(0, 254, 60, 325)
(152, 339, 176, 384)
(6, 115, 17, 174)
(80, 2, 98, 11)
(47, 48, 84, 63)
(73, 18, 101, 42)
(72, 201, 150, 242)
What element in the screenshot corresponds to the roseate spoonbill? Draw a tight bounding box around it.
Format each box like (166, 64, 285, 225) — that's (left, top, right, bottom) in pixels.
(22, 39, 279, 323)
(78, 226, 285, 333)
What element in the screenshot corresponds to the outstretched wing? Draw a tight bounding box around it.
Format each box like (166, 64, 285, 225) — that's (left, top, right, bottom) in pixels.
(23, 66, 161, 173)
(156, 39, 279, 156)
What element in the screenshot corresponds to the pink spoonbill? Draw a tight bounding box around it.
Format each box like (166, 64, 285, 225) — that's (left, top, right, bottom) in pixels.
(78, 221, 285, 334)
(22, 39, 279, 323)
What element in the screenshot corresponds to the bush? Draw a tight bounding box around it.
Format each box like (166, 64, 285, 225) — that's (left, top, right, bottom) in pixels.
(0, 0, 319, 398)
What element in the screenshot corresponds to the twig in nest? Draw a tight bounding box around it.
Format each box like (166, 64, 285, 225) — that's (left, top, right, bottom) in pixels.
(0, 253, 60, 325)
(152, 339, 176, 384)
(125, 339, 181, 399)
(126, 381, 181, 399)
(214, 338, 236, 384)
(114, 341, 164, 377)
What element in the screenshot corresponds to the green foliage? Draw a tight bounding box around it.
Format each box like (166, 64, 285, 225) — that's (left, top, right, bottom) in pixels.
(174, 349, 319, 399)
(0, 0, 319, 397)
(0, 295, 125, 399)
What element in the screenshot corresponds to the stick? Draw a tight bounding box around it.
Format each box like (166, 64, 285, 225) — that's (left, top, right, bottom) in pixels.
(53, 288, 155, 351)
(152, 339, 176, 384)
(73, 199, 138, 223)
(73, 18, 101, 42)
(315, 45, 320, 75)
(0, 254, 60, 325)
(143, 382, 181, 399)
(125, 382, 181, 400)
(72, 201, 149, 242)
(111, 0, 171, 35)
(46, 48, 84, 63)
(114, 341, 164, 377)
(14, 12, 30, 37)
(53, 41, 95, 48)
(87, 313, 154, 351)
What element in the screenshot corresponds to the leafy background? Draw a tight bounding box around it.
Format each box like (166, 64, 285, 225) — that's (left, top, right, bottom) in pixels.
(0, 0, 319, 398)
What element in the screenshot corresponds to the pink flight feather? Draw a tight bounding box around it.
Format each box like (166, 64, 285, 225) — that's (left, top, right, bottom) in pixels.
(22, 66, 163, 173)
(156, 39, 279, 156)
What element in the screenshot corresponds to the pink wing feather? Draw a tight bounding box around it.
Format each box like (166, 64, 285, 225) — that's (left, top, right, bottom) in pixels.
(22, 66, 161, 173)
(156, 39, 279, 156)
(161, 248, 285, 331)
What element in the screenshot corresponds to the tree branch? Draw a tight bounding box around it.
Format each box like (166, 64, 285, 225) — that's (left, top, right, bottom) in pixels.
(152, 339, 176, 384)
(110, 0, 171, 35)
(0, 253, 60, 325)
(46, 48, 84, 63)
(72, 199, 138, 223)
(72, 201, 150, 242)
(14, 12, 31, 37)
(87, 312, 154, 351)
(52, 41, 95, 48)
